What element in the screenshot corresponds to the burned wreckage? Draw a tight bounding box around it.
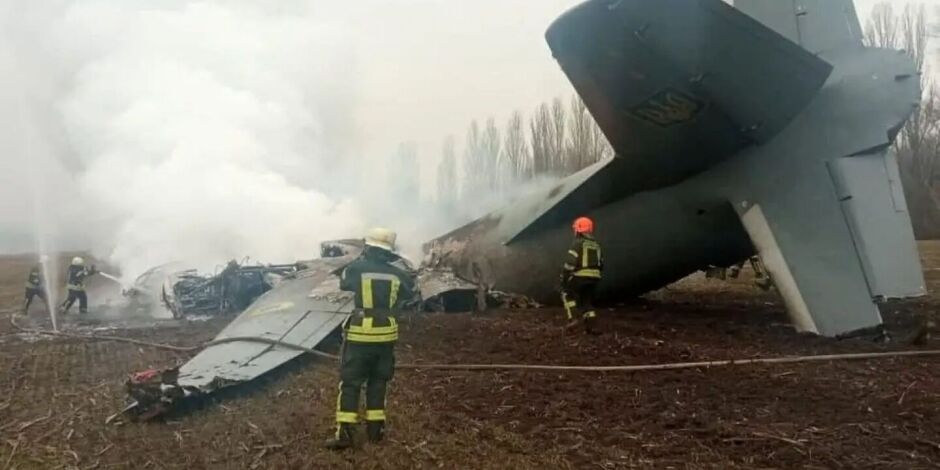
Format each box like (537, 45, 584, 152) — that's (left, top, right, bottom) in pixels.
(161, 261, 300, 318)
(122, 241, 479, 421)
(123, 0, 928, 419)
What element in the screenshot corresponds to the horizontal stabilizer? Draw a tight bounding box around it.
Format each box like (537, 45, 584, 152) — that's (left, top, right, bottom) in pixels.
(546, 0, 833, 184)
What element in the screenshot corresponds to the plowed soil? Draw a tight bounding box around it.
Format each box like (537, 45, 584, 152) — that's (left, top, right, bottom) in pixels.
(2, 245, 940, 469)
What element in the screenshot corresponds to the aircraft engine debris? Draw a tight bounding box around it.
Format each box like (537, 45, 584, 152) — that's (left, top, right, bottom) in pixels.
(161, 261, 299, 318)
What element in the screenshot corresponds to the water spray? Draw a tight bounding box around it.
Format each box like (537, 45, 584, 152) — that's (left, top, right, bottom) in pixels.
(98, 271, 133, 294)
(21, 95, 59, 331)
(38, 254, 58, 331)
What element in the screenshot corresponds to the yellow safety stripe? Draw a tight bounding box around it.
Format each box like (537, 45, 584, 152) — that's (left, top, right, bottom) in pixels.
(336, 411, 359, 424)
(347, 316, 398, 343)
(563, 263, 575, 270)
(346, 332, 398, 343)
(347, 325, 397, 335)
(574, 269, 601, 279)
(583, 310, 597, 319)
(336, 382, 358, 424)
(365, 409, 386, 421)
(568, 250, 579, 257)
(582, 244, 598, 268)
(389, 278, 400, 308)
(361, 273, 403, 309)
(561, 293, 574, 320)
(67, 284, 85, 291)
(363, 278, 374, 309)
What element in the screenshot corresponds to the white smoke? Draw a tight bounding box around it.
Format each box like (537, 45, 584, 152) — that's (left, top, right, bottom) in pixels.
(1, 0, 585, 280)
(31, 1, 369, 279)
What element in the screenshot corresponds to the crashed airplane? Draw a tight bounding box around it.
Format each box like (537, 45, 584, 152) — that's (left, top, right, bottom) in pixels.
(121, 0, 926, 419)
(427, 0, 926, 338)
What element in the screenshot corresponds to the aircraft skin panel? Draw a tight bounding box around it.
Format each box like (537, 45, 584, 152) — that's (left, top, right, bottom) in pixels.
(546, 0, 832, 187)
(828, 151, 927, 299)
(735, 0, 864, 54)
(731, 170, 884, 337)
(178, 259, 353, 390)
(740, 204, 818, 333)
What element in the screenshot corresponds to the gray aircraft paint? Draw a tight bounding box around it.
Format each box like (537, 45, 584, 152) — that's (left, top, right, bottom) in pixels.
(428, 0, 925, 337)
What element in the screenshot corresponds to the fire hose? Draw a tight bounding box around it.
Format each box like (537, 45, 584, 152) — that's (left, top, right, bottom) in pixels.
(8, 309, 940, 372)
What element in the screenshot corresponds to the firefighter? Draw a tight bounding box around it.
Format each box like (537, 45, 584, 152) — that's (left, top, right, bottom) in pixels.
(325, 228, 417, 450)
(23, 256, 48, 313)
(59, 257, 97, 314)
(561, 216, 603, 335)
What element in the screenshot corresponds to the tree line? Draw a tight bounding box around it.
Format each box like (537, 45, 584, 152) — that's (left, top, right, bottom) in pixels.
(436, 95, 613, 209)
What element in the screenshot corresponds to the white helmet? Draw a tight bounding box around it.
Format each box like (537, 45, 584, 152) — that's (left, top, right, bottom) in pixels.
(71, 257, 85, 266)
(364, 227, 397, 252)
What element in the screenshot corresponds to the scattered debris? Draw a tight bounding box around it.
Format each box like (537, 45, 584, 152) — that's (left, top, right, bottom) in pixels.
(417, 268, 478, 313)
(122, 257, 354, 421)
(161, 261, 299, 318)
(115, 241, 539, 420)
(490, 291, 542, 310)
(122, 367, 195, 422)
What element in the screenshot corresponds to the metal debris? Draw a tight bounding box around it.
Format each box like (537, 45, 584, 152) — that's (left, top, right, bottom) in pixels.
(161, 261, 299, 318)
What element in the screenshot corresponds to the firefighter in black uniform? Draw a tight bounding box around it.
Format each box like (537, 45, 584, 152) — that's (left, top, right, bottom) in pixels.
(23, 256, 48, 313)
(60, 257, 97, 314)
(325, 228, 417, 450)
(562, 216, 603, 335)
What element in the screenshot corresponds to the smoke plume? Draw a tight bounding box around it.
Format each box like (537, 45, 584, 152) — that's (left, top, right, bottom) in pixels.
(17, 1, 371, 279)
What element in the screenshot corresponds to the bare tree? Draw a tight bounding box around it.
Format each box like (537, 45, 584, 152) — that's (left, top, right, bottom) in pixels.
(567, 96, 592, 171)
(550, 97, 567, 174)
(502, 110, 530, 183)
(865, 2, 940, 237)
(590, 115, 615, 163)
(530, 103, 552, 177)
(462, 120, 484, 200)
(437, 135, 458, 209)
(864, 3, 899, 49)
(482, 117, 502, 191)
(566, 96, 614, 171)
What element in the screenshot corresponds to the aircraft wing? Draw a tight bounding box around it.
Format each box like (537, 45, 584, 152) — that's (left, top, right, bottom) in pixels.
(545, 0, 833, 186)
(734, 0, 864, 54)
(178, 258, 353, 391)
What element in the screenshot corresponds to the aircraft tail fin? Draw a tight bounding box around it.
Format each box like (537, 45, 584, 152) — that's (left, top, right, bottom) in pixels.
(734, 0, 864, 54)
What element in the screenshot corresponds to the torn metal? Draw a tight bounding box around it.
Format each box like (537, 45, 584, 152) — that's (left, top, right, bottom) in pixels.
(161, 261, 299, 318)
(124, 256, 354, 421)
(120, 240, 521, 420)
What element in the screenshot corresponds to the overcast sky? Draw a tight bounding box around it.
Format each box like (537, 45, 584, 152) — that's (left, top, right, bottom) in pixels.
(0, 0, 938, 258)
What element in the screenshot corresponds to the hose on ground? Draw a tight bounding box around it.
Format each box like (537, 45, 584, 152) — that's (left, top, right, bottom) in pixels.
(7, 308, 940, 372)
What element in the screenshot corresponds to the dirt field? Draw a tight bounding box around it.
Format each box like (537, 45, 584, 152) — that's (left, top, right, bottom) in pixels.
(2, 247, 940, 469)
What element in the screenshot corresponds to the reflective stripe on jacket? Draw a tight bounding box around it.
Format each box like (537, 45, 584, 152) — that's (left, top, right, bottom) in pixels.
(344, 313, 399, 344)
(564, 235, 603, 279)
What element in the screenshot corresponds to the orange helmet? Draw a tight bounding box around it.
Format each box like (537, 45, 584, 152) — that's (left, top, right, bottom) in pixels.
(572, 216, 594, 234)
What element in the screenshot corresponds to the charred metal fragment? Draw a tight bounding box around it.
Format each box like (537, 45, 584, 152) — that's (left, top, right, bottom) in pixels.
(161, 261, 299, 319)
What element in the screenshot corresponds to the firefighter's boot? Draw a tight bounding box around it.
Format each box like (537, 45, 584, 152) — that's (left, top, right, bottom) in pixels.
(324, 424, 355, 451)
(584, 315, 600, 335)
(367, 421, 385, 444)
